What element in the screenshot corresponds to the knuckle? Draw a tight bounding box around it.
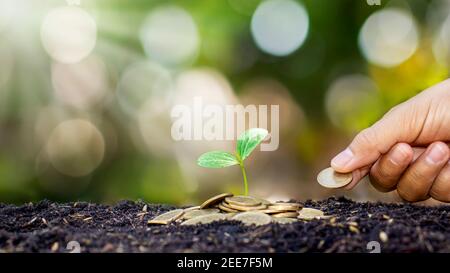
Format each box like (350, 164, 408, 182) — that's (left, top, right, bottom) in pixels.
(397, 187, 420, 202)
(397, 169, 428, 202)
(407, 167, 427, 184)
(369, 176, 394, 193)
(430, 187, 450, 202)
(437, 167, 450, 182)
(359, 128, 376, 143)
(352, 128, 378, 151)
(431, 173, 450, 202)
(377, 161, 395, 178)
(370, 167, 394, 191)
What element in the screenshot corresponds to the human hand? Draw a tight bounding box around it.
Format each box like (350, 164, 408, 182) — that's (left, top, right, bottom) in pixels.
(331, 79, 450, 202)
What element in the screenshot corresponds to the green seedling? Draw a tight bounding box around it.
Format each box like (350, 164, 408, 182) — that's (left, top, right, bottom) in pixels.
(197, 128, 268, 196)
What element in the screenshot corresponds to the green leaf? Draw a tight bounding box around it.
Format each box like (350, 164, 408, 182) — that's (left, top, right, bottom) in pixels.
(197, 151, 239, 168)
(236, 128, 268, 161)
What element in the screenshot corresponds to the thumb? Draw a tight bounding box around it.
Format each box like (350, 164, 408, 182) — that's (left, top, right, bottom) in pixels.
(331, 112, 407, 173)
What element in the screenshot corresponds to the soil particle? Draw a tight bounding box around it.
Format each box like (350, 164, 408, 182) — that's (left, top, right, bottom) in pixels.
(0, 197, 449, 253)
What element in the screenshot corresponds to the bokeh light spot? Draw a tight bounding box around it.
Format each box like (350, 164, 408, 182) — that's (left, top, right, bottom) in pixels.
(46, 119, 105, 177)
(359, 8, 419, 68)
(0, 0, 15, 33)
(171, 68, 237, 152)
(239, 78, 304, 135)
(173, 68, 236, 107)
(140, 5, 200, 67)
(116, 61, 173, 116)
(325, 74, 382, 133)
(171, 69, 238, 192)
(138, 98, 173, 157)
(41, 6, 97, 64)
(433, 14, 450, 67)
(51, 55, 109, 109)
(251, 0, 309, 56)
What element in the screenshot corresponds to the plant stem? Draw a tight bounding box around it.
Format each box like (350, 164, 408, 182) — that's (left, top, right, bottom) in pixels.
(239, 162, 249, 196)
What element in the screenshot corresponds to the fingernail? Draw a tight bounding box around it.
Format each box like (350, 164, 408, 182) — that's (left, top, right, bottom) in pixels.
(390, 144, 410, 165)
(331, 148, 354, 169)
(426, 143, 448, 164)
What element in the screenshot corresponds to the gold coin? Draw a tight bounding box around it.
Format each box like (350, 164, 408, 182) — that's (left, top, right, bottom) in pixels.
(298, 208, 325, 220)
(219, 201, 242, 211)
(272, 212, 299, 218)
(268, 205, 299, 212)
(272, 217, 298, 224)
(232, 211, 272, 226)
(317, 167, 352, 188)
(148, 209, 184, 225)
(259, 209, 286, 214)
(272, 202, 302, 208)
(200, 193, 233, 209)
(183, 206, 201, 212)
(218, 203, 239, 213)
(225, 196, 261, 207)
(251, 197, 272, 205)
(226, 202, 267, 212)
(268, 203, 301, 211)
(180, 213, 227, 226)
(219, 201, 235, 209)
(182, 208, 220, 220)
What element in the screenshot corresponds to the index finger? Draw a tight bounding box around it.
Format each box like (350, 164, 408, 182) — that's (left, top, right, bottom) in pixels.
(343, 165, 372, 190)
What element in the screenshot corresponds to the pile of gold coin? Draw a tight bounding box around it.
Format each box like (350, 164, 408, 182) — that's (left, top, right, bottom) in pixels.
(148, 193, 328, 226)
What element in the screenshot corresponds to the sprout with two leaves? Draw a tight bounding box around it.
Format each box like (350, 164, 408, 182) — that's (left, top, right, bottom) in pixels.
(197, 128, 268, 196)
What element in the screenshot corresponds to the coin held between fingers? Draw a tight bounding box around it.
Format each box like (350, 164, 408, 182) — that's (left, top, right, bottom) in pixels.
(317, 167, 353, 188)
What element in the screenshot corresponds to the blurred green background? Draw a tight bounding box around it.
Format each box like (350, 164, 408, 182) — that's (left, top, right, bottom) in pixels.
(0, 0, 449, 204)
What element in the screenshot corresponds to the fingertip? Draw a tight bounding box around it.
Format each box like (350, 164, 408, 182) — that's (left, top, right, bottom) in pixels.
(395, 143, 414, 158)
(331, 145, 381, 173)
(433, 141, 450, 155)
(390, 143, 414, 165)
(426, 141, 450, 165)
(330, 148, 354, 172)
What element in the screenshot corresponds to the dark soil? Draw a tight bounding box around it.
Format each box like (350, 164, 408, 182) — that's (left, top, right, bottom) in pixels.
(0, 197, 449, 253)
